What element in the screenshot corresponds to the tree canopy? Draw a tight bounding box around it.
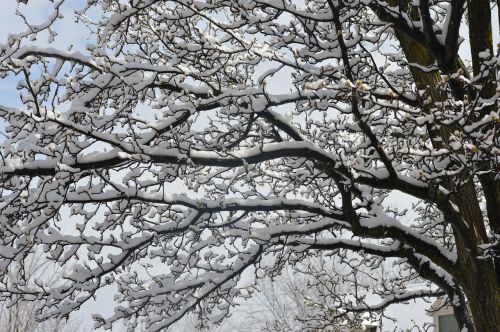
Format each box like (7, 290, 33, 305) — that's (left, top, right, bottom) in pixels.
(0, 0, 499, 331)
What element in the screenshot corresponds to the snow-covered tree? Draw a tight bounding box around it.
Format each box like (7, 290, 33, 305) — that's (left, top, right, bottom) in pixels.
(0, 0, 498, 331)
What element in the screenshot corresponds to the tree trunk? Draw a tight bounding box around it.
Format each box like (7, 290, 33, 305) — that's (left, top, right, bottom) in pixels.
(467, 0, 500, 284)
(463, 2, 500, 329)
(383, 1, 500, 330)
(461, 263, 500, 331)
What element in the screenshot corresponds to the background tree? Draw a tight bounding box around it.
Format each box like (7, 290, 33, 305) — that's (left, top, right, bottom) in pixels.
(217, 253, 436, 332)
(0, 0, 498, 331)
(218, 258, 390, 332)
(0, 250, 83, 332)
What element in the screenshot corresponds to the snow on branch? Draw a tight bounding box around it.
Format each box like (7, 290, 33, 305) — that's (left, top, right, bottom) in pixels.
(0, 0, 498, 331)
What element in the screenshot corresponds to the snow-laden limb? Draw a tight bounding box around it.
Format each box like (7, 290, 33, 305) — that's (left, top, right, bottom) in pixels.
(0, 0, 499, 331)
(0, 131, 432, 201)
(0, 0, 65, 58)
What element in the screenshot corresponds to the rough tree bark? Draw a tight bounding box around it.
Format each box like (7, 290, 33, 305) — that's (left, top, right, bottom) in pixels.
(381, 0, 500, 330)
